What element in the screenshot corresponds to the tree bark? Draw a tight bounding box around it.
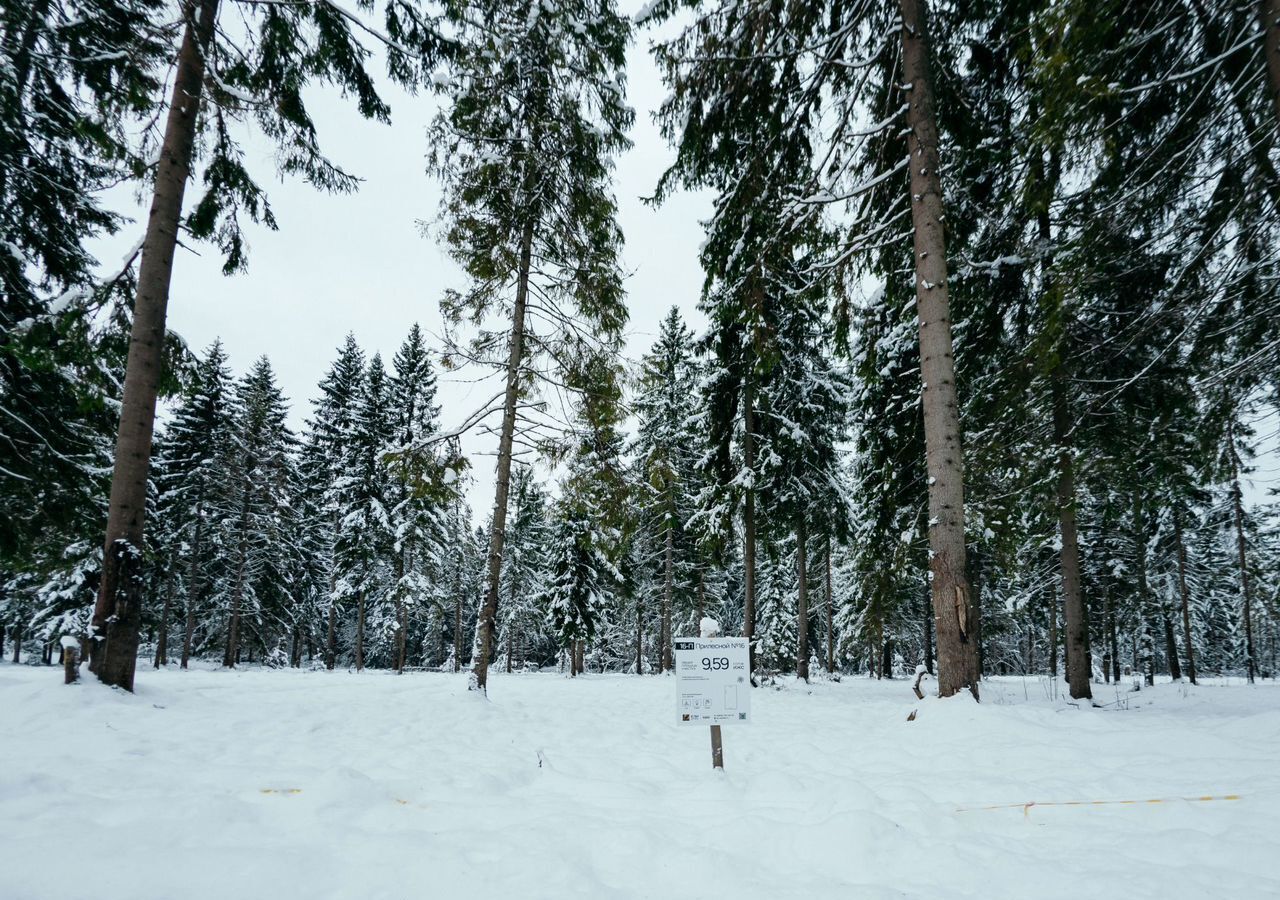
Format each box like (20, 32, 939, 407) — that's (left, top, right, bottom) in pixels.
(635, 595, 643, 675)
(971, 548, 983, 675)
(472, 215, 533, 693)
(1105, 578, 1120, 682)
(899, 0, 979, 699)
(1052, 376, 1091, 698)
(1263, 0, 1280, 133)
(1163, 615, 1182, 681)
(89, 0, 220, 692)
(224, 502, 249, 668)
(326, 602, 337, 670)
(795, 517, 810, 681)
(696, 571, 705, 625)
(1047, 587, 1058, 678)
(1035, 131, 1090, 699)
(154, 566, 174, 667)
(355, 591, 366, 671)
(396, 598, 407, 672)
(1134, 510, 1155, 685)
(742, 386, 757, 677)
(662, 514, 674, 671)
(1174, 513, 1197, 684)
(824, 536, 835, 673)
(12, 624, 21, 663)
(1228, 426, 1257, 683)
(453, 592, 463, 672)
(180, 496, 205, 669)
(394, 547, 407, 672)
(922, 585, 935, 676)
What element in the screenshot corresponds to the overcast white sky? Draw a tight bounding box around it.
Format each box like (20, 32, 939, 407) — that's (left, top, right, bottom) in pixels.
(95, 4, 710, 509)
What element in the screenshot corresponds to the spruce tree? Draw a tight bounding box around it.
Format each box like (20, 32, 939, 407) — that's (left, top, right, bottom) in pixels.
(309, 336, 366, 668)
(387, 324, 449, 671)
(428, 0, 631, 691)
(333, 354, 395, 671)
(154, 341, 235, 667)
(538, 356, 630, 672)
(632, 307, 701, 671)
(221, 357, 295, 667)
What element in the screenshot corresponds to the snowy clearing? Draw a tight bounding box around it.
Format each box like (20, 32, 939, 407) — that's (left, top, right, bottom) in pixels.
(3, 665, 1279, 899)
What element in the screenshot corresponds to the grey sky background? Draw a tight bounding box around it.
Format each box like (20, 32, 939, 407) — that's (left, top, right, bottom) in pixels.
(95, 5, 711, 510)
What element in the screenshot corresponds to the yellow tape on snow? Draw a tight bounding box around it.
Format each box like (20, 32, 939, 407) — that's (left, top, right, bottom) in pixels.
(955, 795, 1241, 817)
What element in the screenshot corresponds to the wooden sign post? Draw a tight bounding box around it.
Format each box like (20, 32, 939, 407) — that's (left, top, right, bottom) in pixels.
(675, 618, 750, 771)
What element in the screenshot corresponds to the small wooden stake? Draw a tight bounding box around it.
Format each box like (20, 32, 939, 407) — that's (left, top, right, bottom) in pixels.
(62, 641, 79, 685)
(710, 724, 724, 769)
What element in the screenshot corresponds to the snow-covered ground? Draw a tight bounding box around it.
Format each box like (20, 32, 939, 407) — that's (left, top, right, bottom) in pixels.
(2, 663, 1278, 899)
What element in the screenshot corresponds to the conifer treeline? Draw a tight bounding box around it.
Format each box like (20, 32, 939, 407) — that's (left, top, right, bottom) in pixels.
(5, 303, 1276, 683)
(2, 0, 1278, 685)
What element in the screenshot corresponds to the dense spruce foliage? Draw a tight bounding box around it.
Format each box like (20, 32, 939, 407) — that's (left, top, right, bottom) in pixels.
(0, 0, 1277, 688)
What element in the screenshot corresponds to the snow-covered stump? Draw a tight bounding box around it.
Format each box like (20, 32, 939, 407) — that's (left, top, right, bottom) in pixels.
(61, 636, 80, 685)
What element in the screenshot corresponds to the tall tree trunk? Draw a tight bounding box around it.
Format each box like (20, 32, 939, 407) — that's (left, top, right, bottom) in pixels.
(453, 592, 463, 673)
(696, 571, 705, 625)
(224, 489, 250, 669)
(1105, 578, 1120, 682)
(1263, 0, 1280, 132)
(662, 514, 674, 671)
(1035, 132, 1090, 700)
(1163, 615, 1182, 681)
(922, 582, 935, 676)
(1047, 587, 1058, 678)
(326, 602, 338, 670)
(1, 624, 6, 662)
(899, 0, 979, 699)
(1134, 511, 1155, 686)
(825, 536, 835, 674)
(180, 496, 205, 669)
(1228, 426, 1257, 683)
(89, 0, 220, 692)
(742, 386, 757, 676)
(396, 598, 407, 672)
(225, 539, 247, 668)
(13, 624, 22, 663)
(795, 517, 810, 681)
(355, 591, 366, 672)
(394, 548, 406, 672)
(472, 215, 533, 693)
(154, 566, 174, 667)
(875, 619, 884, 678)
(1174, 512, 1198, 684)
(635, 595, 643, 675)
(1052, 376, 1091, 698)
(971, 547, 984, 675)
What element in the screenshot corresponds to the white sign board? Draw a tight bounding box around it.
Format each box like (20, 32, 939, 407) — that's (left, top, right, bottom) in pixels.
(674, 637, 751, 725)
